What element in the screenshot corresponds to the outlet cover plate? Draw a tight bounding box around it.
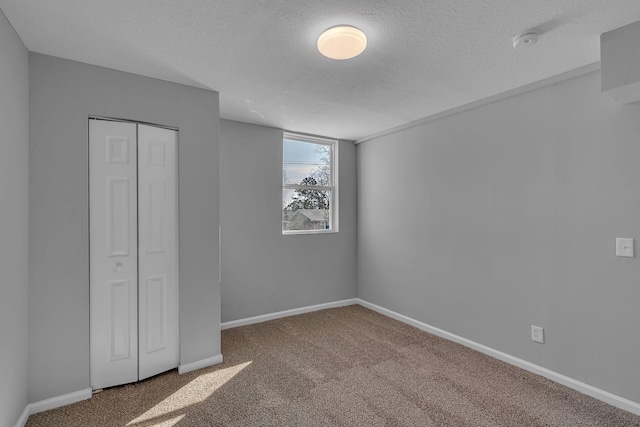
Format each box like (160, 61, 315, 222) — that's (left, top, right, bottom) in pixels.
(531, 325, 544, 344)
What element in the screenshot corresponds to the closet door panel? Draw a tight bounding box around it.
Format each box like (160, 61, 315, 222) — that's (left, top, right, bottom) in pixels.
(138, 124, 179, 380)
(90, 120, 139, 389)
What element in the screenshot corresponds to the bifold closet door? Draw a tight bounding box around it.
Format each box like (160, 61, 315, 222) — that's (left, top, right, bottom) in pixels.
(90, 120, 139, 389)
(137, 124, 179, 381)
(90, 120, 178, 390)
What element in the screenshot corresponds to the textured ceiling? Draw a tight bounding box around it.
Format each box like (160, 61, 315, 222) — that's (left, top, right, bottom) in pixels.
(2, 1, 640, 141)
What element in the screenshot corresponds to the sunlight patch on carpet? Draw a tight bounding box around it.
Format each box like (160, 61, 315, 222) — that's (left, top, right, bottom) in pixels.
(126, 361, 252, 425)
(153, 414, 186, 427)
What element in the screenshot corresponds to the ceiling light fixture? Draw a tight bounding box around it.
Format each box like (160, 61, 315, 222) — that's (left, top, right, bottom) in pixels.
(317, 26, 367, 60)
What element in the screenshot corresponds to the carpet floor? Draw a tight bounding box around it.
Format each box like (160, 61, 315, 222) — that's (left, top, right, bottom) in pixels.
(26, 305, 640, 426)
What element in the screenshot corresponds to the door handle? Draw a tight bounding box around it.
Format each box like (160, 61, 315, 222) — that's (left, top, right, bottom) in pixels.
(114, 262, 123, 272)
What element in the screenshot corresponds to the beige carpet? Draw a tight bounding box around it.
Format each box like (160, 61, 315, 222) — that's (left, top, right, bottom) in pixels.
(27, 305, 640, 426)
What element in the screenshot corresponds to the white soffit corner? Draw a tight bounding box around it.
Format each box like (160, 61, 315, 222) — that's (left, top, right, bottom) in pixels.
(601, 20, 640, 104)
(2, 1, 640, 140)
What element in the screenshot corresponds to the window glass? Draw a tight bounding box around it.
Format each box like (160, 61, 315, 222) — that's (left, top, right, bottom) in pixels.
(282, 135, 336, 234)
(283, 140, 331, 186)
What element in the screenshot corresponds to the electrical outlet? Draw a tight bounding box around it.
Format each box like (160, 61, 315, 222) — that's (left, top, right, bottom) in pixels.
(531, 325, 544, 344)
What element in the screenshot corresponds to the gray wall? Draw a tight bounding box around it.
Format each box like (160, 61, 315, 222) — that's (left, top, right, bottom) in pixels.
(358, 70, 640, 403)
(0, 10, 29, 427)
(29, 53, 220, 403)
(220, 119, 357, 322)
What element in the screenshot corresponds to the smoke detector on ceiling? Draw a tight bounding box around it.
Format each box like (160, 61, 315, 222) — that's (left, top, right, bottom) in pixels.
(513, 31, 539, 50)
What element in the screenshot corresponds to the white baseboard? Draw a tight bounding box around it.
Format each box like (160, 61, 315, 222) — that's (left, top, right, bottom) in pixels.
(179, 353, 224, 374)
(356, 298, 640, 416)
(13, 404, 30, 427)
(221, 298, 359, 330)
(20, 387, 93, 423)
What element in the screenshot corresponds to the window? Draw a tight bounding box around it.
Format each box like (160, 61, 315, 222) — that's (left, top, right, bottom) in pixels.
(282, 133, 337, 234)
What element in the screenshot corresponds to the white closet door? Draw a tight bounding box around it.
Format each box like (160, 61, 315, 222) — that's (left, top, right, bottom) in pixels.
(90, 120, 139, 389)
(137, 124, 179, 380)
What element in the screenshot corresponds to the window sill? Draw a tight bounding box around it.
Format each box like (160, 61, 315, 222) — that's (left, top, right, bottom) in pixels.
(282, 229, 338, 236)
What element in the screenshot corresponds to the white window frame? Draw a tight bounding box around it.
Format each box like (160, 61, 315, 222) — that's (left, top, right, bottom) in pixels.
(282, 132, 338, 235)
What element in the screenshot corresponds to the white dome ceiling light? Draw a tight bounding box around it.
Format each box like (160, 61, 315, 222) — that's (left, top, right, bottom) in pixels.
(513, 31, 539, 50)
(317, 26, 367, 60)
